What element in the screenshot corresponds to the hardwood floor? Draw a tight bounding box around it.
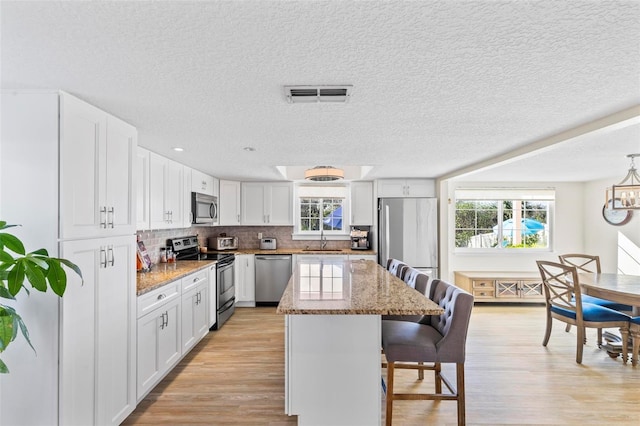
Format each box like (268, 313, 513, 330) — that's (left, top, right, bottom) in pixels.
(123, 305, 640, 425)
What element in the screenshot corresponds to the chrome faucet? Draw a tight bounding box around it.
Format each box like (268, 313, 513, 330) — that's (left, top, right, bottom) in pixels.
(320, 228, 327, 250)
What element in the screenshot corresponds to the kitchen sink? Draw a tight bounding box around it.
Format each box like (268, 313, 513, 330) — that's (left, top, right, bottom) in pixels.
(302, 248, 343, 252)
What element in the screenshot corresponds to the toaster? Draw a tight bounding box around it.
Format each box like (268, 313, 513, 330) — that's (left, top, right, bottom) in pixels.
(260, 237, 277, 250)
(209, 236, 238, 250)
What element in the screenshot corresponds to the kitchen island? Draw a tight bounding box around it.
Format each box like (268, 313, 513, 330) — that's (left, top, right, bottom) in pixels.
(277, 259, 443, 426)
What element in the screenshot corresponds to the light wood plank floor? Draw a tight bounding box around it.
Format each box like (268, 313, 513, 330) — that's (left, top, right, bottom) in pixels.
(123, 305, 640, 425)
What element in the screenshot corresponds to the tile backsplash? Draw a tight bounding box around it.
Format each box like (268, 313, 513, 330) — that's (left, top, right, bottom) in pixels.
(137, 226, 351, 258)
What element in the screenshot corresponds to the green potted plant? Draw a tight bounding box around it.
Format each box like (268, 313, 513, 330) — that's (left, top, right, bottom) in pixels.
(0, 221, 82, 373)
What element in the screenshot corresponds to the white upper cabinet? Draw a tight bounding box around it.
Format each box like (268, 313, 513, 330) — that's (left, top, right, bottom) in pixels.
(149, 152, 185, 229)
(377, 179, 435, 198)
(350, 181, 374, 225)
(219, 180, 241, 226)
(136, 147, 150, 230)
(191, 169, 216, 196)
(241, 182, 292, 225)
(60, 93, 136, 239)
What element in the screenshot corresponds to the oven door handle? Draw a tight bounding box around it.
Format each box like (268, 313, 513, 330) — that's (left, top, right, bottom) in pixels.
(218, 297, 235, 313)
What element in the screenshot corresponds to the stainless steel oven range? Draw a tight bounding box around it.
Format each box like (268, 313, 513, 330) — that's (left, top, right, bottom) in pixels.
(169, 236, 235, 330)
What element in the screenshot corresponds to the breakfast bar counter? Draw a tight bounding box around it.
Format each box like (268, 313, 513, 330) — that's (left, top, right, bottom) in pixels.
(277, 259, 442, 426)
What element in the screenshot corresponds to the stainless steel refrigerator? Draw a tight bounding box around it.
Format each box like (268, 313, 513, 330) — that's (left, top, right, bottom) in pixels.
(378, 198, 438, 278)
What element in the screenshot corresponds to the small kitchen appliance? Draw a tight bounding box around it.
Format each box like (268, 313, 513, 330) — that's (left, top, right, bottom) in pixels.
(350, 227, 370, 249)
(209, 235, 238, 251)
(260, 237, 277, 250)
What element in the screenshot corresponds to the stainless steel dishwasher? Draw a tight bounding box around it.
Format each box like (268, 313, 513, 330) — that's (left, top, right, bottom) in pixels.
(255, 254, 292, 305)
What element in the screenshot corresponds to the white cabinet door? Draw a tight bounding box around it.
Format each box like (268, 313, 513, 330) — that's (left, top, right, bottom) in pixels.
(242, 182, 292, 225)
(181, 270, 209, 354)
(235, 254, 255, 306)
(350, 182, 373, 225)
(137, 295, 181, 400)
(60, 94, 106, 240)
(60, 235, 136, 426)
(183, 165, 193, 227)
(404, 179, 435, 197)
(191, 169, 215, 196)
(149, 152, 168, 229)
(136, 147, 150, 230)
(377, 179, 435, 198)
(105, 115, 136, 235)
(241, 183, 266, 225)
(149, 153, 185, 229)
(268, 182, 293, 225)
(165, 159, 184, 227)
(219, 180, 241, 225)
(60, 93, 136, 239)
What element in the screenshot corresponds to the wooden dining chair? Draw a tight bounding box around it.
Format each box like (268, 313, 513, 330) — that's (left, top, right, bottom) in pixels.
(536, 260, 630, 364)
(630, 317, 640, 366)
(558, 254, 632, 345)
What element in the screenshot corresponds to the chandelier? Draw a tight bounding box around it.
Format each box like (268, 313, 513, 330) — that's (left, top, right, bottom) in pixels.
(304, 166, 344, 181)
(606, 153, 640, 209)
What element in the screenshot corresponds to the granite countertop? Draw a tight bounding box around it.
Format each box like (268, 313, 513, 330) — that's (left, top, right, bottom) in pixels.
(137, 260, 216, 296)
(208, 248, 376, 255)
(276, 259, 443, 315)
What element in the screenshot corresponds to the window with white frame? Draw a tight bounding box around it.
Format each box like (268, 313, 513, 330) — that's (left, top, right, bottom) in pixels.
(454, 188, 555, 250)
(296, 185, 348, 235)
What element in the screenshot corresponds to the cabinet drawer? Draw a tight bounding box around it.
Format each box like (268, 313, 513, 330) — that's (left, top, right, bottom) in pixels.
(182, 269, 208, 293)
(472, 279, 494, 289)
(472, 288, 496, 298)
(138, 282, 180, 319)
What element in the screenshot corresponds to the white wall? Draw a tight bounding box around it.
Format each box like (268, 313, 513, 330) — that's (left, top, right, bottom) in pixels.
(584, 178, 640, 274)
(0, 93, 60, 425)
(440, 180, 591, 280)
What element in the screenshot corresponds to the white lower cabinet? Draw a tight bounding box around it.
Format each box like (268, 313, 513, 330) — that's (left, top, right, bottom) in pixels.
(136, 282, 182, 401)
(235, 254, 256, 306)
(349, 254, 377, 262)
(181, 270, 209, 354)
(59, 235, 137, 426)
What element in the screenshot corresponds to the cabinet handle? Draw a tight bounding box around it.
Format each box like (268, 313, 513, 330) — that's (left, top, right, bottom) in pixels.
(100, 248, 107, 268)
(237, 214, 240, 223)
(100, 206, 107, 228)
(107, 207, 115, 228)
(157, 293, 166, 301)
(164, 311, 169, 328)
(108, 246, 115, 267)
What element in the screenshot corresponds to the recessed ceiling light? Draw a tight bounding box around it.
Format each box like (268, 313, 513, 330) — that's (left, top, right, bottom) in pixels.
(244, 147, 256, 152)
(173, 147, 184, 152)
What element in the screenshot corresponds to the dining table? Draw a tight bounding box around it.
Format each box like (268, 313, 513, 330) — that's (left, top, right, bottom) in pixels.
(579, 272, 640, 316)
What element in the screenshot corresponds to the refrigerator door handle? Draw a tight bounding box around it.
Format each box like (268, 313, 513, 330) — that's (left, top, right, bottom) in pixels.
(384, 204, 390, 265)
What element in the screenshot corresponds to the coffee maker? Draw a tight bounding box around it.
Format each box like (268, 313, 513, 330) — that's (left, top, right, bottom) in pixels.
(350, 226, 370, 250)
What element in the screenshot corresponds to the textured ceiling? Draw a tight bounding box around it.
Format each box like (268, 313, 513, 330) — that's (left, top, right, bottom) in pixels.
(2, 0, 639, 182)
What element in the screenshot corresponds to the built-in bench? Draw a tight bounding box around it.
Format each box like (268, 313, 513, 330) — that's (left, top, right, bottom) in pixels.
(454, 271, 544, 303)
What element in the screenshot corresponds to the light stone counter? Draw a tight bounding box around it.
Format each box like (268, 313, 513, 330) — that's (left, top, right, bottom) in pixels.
(277, 259, 442, 426)
(136, 260, 216, 296)
(276, 259, 442, 315)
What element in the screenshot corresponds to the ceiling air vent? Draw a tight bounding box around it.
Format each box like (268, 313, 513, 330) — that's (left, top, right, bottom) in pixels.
(285, 85, 353, 103)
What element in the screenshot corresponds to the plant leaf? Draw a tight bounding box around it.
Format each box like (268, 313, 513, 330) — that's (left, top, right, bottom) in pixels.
(0, 233, 25, 255)
(14, 311, 34, 353)
(0, 286, 16, 300)
(0, 222, 19, 230)
(0, 307, 15, 351)
(0, 250, 15, 264)
(0, 358, 8, 373)
(24, 261, 47, 292)
(7, 262, 25, 296)
(30, 248, 49, 256)
(57, 258, 83, 282)
(25, 255, 49, 270)
(46, 262, 66, 297)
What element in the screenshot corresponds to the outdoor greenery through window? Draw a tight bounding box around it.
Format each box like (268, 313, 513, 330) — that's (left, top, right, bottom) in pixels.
(300, 198, 344, 232)
(454, 189, 554, 249)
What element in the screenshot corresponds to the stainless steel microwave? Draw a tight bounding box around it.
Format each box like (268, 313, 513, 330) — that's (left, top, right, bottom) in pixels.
(191, 192, 217, 225)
